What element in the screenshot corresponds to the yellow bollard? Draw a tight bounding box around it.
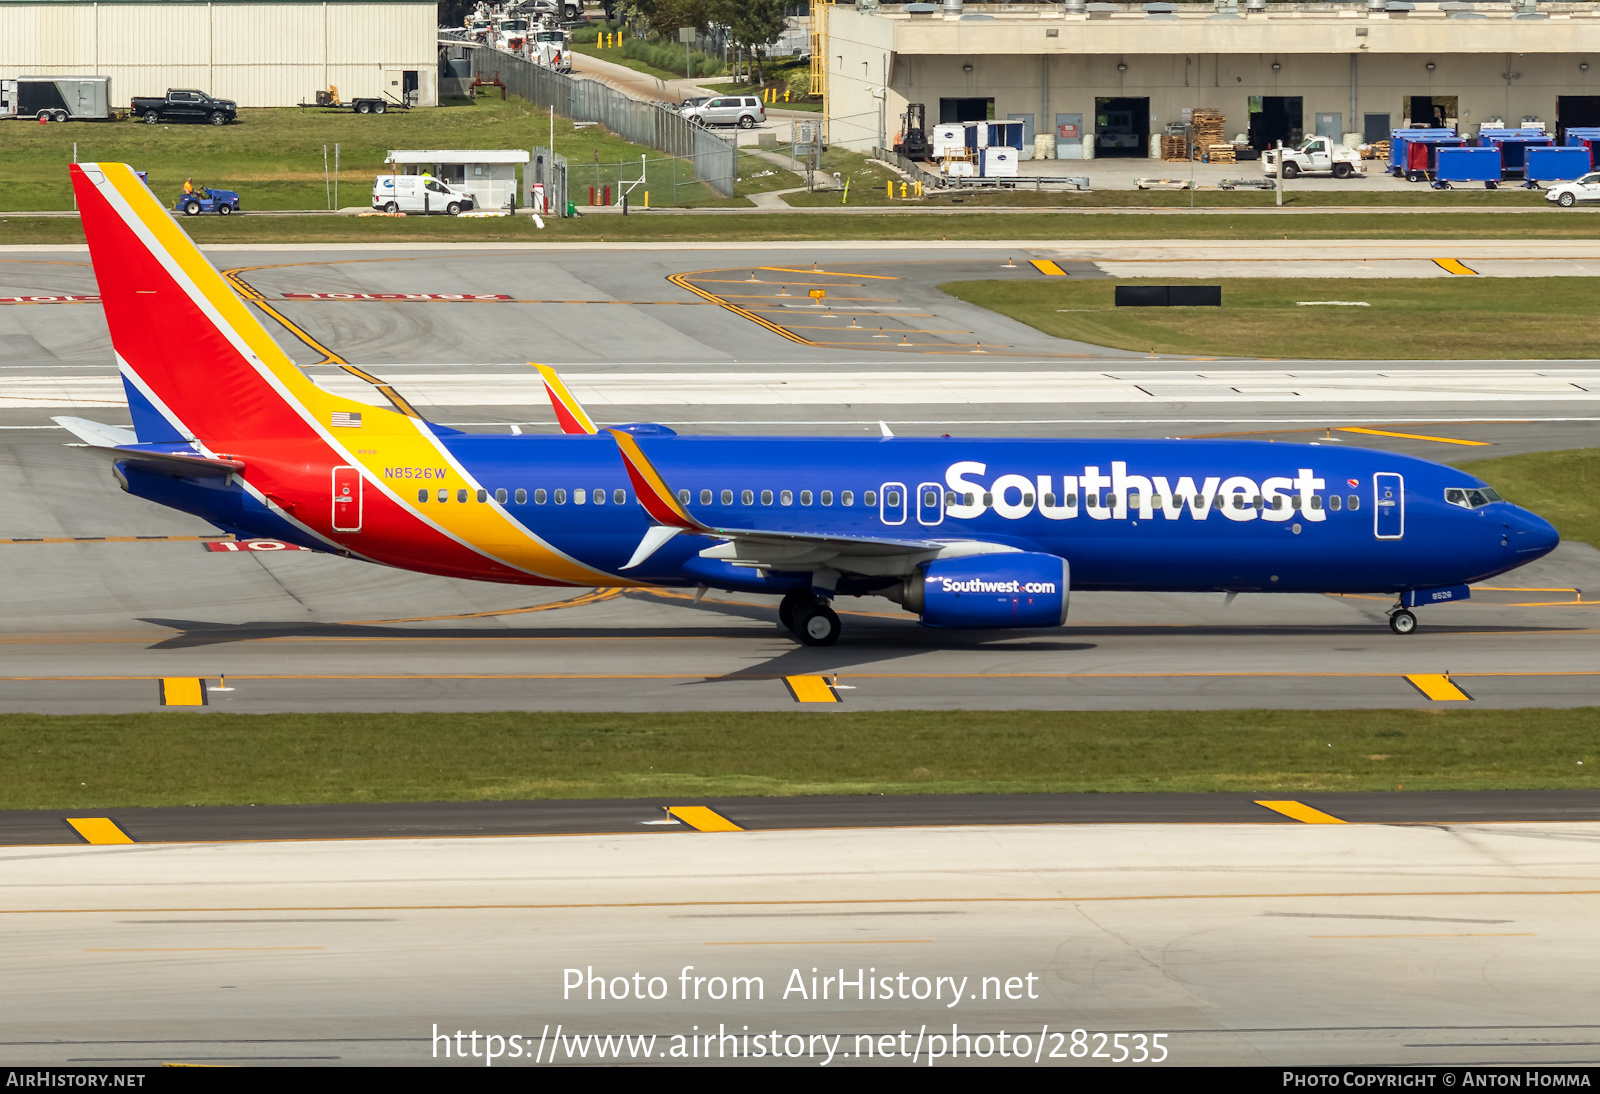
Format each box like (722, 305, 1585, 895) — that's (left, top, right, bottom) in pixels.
(643, 191, 649, 208)
(886, 180, 893, 199)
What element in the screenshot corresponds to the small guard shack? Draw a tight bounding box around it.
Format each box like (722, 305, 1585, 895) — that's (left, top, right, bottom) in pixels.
(384, 149, 529, 210)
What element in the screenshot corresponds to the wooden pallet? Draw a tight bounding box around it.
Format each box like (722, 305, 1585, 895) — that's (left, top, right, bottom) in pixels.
(1365, 140, 1391, 161)
(1161, 135, 1190, 162)
(1204, 142, 1236, 164)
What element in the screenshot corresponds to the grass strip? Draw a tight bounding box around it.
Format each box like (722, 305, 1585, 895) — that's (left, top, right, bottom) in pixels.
(1457, 449, 1600, 549)
(939, 277, 1600, 361)
(3, 708, 1595, 810)
(7, 211, 1600, 248)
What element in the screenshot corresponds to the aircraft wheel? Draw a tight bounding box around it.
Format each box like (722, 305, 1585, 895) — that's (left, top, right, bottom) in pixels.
(778, 591, 810, 633)
(1388, 609, 1418, 636)
(794, 603, 840, 647)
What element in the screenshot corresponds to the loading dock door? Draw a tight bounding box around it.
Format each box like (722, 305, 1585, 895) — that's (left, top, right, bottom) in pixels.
(1095, 97, 1149, 158)
(1557, 96, 1600, 143)
(940, 98, 994, 124)
(1407, 96, 1457, 129)
(1249, 96, 1303, 150)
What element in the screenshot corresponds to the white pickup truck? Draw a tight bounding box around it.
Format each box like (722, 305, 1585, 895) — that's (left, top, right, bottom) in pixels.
(1261, 136, 1365, 179)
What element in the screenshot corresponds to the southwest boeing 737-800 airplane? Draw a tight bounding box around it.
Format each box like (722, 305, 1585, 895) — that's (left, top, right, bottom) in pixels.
(56, 162, 1559, 645)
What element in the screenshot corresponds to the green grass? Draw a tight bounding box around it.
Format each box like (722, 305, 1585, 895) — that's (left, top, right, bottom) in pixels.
(1457, 449, 1600, 548)
(798, 185, 1554, 209)
(4, 97, 722, 211)
(3, 708, 1596, 810)
(569, 38, 724, 82)
(783, 148, 902, 206)
(939, 277, 1600, 361)
(8, 210, 1600, 246)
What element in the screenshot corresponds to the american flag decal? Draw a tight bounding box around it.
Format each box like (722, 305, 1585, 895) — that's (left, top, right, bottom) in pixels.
(331, 411, 362, 428)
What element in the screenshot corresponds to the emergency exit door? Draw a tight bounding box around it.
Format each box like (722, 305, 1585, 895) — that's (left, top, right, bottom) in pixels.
(332, 466, 363, 532)
(1373, 473, 1403, 540)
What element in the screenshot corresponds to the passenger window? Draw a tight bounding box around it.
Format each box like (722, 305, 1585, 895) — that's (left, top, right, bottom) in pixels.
(477, 489, 488, 503)
(1044, 493, 1056, 507)
(574, 489, 587, 505)
(842, 491, 854, 506)
(1066, 494, 1077, 508)
(614, 489, 625, 504)
(593, 488, 605, 506)
(1253, 496, 1263, 510)
(700, 489, 712, 505)
(515, 489, 527, 505)
(1233, 495, 1245, 510)
(1087, 494, 1098, 509)
(678, 489, 691, 505)
(1329, 494, 1341, 511)
(800, 490, 813, 506)
(554, 488, 567, 504)
(821, 490, 833, 506)
(417, 488, 428, 503)
(781, 490, 793, 505)
(721, 489, 733, 505)
(438, 488, 449, 503)
(534, 488, 546, 504)
(1348, 495, 1360, 511)
(456, 488, 468, 504)
(495, 488, 508, 504)
(761, 489, 773, 505)
(1023, 492, 1035, 506)
(946, 491, 959, 505)
(864, 491, 876, 506)
(742, 489, 754, 505)
(886, 489, 901, 506)
(983, 492, 994, 506)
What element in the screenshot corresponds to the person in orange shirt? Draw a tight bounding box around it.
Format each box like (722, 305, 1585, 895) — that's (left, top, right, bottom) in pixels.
(182, 178, 194, 195)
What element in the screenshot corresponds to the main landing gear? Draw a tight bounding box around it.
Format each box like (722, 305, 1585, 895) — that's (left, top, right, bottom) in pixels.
(778, 591, 841, 647)
(1388, 606, 1418, 635)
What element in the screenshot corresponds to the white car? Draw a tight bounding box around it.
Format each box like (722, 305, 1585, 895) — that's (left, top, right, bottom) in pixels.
(1545, 171, 1600, 207)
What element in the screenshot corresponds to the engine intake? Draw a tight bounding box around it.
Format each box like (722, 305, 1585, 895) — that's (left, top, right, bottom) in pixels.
(893, 552, 1070, 629)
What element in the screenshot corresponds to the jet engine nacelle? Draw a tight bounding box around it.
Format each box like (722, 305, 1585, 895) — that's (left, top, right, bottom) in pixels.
(895, 552, 1070, 629)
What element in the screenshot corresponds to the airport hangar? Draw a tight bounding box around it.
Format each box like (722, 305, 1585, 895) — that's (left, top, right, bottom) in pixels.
(0, 0, 440, 107)
(820, 0, 1600, 158)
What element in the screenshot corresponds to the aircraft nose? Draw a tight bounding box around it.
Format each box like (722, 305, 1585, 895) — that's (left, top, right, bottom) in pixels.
(1504, 506, 1559, 559)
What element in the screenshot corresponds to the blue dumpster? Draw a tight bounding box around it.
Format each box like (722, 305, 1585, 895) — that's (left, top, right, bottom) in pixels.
(1566, 127, 1600, 170)
(1432, 146, 1502, 189)
(1475, 128, 1554, 175)
(1525, 145, 1592, 185)
(1390, 130, 1466, 182)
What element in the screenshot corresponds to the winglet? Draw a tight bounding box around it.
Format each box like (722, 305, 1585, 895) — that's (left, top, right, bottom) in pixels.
(535, 364, 598, 435)
(605, 427, 704, 530)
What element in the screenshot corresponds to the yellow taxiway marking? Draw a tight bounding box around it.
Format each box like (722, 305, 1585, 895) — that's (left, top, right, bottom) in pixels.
(1338, 426, 1489, 447)
(784, 675, 841, 704)
(1405, 673, 1473, 701)
(1029, 259, 1068, 276)
(84, 947, 324, 952)
(667, 806, 744, 833)
(758, 267, 900, 280)
(1255, 801, 1347, 824)
(707, 939, 934, 946)
(158, 678, 208, 707)
(66, 818, 133, 845)
(1433, 258, 1479, 276)
(1310, 932, 1534, 940)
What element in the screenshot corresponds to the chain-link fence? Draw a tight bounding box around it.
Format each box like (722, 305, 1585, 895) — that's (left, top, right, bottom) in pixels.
(485, 47, 736, 198)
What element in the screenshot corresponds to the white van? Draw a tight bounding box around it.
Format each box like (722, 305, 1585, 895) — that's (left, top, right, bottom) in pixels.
(371, 175, 476, 215)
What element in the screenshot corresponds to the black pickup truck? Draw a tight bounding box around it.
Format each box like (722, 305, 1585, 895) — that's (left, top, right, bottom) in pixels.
(129, 89, 238, 126)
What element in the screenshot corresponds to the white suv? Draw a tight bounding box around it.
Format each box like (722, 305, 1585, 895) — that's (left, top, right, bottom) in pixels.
(1546, 171, 1600, 207)
(681, 95, 765, 129)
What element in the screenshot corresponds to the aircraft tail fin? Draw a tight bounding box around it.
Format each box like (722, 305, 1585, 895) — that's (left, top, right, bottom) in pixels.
(69, 162, 353, 447)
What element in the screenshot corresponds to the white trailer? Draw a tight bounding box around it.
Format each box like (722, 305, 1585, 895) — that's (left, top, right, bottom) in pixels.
(1, 76, 112, 122)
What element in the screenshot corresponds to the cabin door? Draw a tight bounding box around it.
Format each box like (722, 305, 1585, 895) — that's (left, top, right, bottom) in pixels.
(1373, 473, 1404, 540)
(332, 466, 363, 532)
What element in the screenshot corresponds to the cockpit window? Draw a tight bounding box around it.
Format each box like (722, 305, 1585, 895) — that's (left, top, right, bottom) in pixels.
(1445, 486, 1502, 509)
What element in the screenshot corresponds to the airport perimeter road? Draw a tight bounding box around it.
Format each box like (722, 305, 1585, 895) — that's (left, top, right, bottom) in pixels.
(4, 820, 1599, 1066)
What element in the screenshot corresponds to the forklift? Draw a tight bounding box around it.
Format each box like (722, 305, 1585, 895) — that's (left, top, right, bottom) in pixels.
(895, 103, 928, 161)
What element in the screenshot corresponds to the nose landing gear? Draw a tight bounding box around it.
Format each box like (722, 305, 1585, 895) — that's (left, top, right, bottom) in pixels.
(778, 591, 841, 646)
(1388, 606, 1418, 635)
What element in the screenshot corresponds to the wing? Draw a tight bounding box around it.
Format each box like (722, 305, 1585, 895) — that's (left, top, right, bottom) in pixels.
(535, 363, 598, 435)
(605, 423, 1017, 576)
(53, 416, 244, 478)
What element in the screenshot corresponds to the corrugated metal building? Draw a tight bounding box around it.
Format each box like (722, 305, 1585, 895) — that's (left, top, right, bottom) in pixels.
(0, 0, 439, 107)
